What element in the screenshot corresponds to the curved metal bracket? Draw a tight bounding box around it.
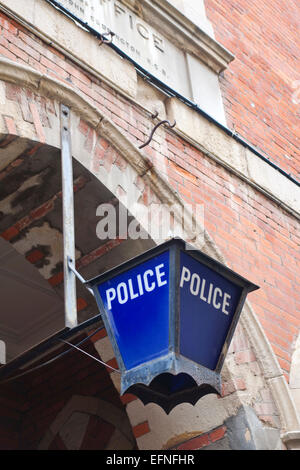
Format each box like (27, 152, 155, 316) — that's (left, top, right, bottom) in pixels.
(67, 256, 94, 296)
(151, 111, 159, 119)
(139, 119, 176, 150)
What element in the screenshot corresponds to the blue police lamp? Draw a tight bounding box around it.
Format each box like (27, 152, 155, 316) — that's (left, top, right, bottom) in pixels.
(86, 238, 259, 413)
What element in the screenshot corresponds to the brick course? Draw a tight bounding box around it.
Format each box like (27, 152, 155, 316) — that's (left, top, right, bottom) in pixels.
(176, 425, 226, 450)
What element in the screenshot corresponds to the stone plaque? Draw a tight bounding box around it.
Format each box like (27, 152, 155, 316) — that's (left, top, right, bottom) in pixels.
(56, 0, 191, 98)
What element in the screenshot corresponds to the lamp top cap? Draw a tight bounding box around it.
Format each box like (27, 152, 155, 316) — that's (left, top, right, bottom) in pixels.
(85, 237, 259, 293)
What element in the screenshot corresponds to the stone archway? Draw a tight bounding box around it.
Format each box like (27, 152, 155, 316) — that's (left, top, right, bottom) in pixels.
(38, 395, 136, 450)
(0, 133, 156, 360)
(0, 56, 299, 449)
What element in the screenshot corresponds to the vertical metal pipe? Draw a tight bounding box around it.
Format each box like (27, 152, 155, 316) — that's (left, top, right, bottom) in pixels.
(60, 104, 77, 328)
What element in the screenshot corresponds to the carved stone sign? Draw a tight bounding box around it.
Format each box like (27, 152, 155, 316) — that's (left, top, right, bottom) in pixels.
(56, 0, 191, 97)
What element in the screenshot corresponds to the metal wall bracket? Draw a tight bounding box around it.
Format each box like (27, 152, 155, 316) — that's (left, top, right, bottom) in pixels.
(139, 119, 176, 149)
(67, 257, 94, 296)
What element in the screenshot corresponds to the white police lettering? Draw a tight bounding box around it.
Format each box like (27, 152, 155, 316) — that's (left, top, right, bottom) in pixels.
(180, 266, 231, 315)
(143, 269, 155, 292)
(105, 263, 167, 309)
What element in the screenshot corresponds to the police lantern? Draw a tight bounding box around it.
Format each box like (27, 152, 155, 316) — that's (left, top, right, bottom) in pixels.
(86, 238, 259, 414)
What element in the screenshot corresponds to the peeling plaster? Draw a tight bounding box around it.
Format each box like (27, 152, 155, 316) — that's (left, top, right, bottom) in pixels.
(12, 222, 81, 279)
(0, 172, 46, 215)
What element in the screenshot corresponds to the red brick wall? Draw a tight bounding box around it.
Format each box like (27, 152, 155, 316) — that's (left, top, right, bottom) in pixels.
(164, 133, 300, 380)
(204, 0, 300, 180)
(0, 8, 299, 382)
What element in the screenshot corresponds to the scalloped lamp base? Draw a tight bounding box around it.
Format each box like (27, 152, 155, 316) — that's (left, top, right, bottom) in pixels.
(126, 372, 220, 414)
